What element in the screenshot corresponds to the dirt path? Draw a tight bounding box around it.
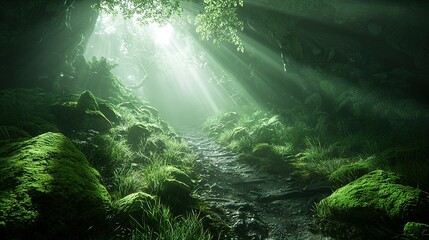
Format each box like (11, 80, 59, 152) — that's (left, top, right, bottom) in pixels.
(184, 132, 334, 240)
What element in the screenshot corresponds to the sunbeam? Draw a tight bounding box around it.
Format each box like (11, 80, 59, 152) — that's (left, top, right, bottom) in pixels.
(85, 12, 256, 127)
(2, 1, 429, 239)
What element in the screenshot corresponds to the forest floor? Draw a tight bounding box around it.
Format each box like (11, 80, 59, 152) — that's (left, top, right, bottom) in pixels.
(184, 131, 334, 240)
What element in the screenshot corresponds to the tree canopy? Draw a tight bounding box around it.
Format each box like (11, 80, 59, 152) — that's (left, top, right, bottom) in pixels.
(94, 0, 244, 51)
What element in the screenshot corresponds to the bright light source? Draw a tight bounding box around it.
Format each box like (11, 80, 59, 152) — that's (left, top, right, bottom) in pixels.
(84, 13, 254, 127)
(151, 23, 174, 45)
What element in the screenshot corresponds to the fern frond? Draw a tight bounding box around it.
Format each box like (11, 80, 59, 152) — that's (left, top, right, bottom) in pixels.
(319, 80, 336, 97)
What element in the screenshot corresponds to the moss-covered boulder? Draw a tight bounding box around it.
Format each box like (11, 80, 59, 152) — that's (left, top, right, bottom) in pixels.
(252, 143, 280, 160)
(144, 137, 167, 154)
(50, 91, 112, 133)
(159, 179, 194, 211)
(237, 145, 289, 174)
(98, 102, 121, 124)
(80, 110, 112, 132)
(127, 123, 151, 149)
(76, 90, 99, 112)
(146, 165, 195, 212)
(0, 132, 111, 239)
(403, 222, 429, 240)
(113, 192, 156, 229)
(161, 165, 194, 188)
(316, 170, 429, 239)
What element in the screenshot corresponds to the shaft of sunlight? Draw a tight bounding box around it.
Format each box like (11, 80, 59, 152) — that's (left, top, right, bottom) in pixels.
(151, 23, 174, 45)
(84, 12, 256, 127)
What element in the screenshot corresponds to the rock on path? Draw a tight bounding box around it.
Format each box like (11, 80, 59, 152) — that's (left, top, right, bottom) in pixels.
(184, 132, 334, 240)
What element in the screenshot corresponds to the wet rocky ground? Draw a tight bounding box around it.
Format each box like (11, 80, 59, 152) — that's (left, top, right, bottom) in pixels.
(184, 132, 334, 240)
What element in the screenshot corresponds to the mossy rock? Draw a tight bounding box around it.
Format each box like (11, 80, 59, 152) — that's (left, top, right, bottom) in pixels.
(98, 102, 121, 124)
(328, 160, 372, 188)
(252, 143, 281, 161)
(237, 152, 289, 174)
(80, 110, 112, 132)
(403, 222, 429, 240)
(161, 165, 194, 188)
(127, 123, 151, 150)
(144, 138, 167, 154)
(144, 166, 195, 212)
(159, 179, 194, 212)
(76, 90, 99, 112)
(0, 132, 111, 239)
(0, 126, 31, 140)
(316, 170, 429, 239)
(113, 192, 156, 229)
(195, 200, 235, 239)
(50, 93, 112, 133)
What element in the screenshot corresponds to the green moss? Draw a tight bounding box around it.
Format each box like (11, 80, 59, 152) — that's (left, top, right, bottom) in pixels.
(159, 179, 194, 212)
(143, 164, 195, 213)
(403, 222, 429, 240)
(161, 165, 194, 187)
(328, 159, 373, 188)
(81, 110, 112, 132)
(76, 90, 99, 112)
(316, 170, 429, 239)
(195, 200, 235, 239)
(113, 192, 157, 230)
(98, 102, 121, 124)
(252, 143, 280, 160)
(237, 145, 290, 174)
(0, 132, 111, 238)
(51, 94, 112, 133)
(128, 123, 151, 150)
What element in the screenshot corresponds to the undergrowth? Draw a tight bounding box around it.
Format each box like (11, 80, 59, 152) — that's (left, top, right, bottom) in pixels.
(204, 106, 429, 189)
(130, 202, 212, 240)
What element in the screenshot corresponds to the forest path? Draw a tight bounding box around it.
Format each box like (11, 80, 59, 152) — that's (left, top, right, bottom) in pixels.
(183, 131, 333, 240)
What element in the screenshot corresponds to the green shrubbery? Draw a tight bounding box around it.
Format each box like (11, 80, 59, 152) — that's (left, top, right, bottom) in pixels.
(205, 107, 429, 190)
(0, 84, 228, 239)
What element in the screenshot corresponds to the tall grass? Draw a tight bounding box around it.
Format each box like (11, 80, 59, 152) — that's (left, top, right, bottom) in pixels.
(130, 202, 212, 240)
(112, 167, 145, 200)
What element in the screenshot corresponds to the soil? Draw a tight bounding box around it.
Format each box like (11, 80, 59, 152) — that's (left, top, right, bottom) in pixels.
(184, 132, 335, 240)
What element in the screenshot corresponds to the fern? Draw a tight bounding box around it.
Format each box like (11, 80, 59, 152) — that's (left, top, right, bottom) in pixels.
(319, 80, 336, 97)
(335, 87, 365, 116)
(371, 100, 393, 117)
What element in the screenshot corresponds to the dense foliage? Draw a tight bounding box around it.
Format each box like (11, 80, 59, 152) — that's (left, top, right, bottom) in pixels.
(96, 0, 244, 50)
